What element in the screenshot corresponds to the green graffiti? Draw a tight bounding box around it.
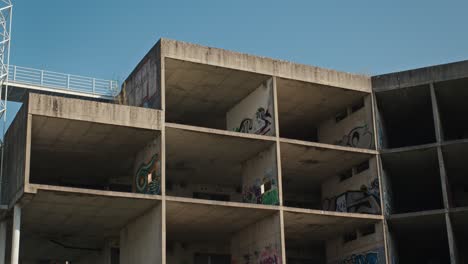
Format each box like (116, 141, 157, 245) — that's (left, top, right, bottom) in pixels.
(135, 154, 161, 195)
(262, 188, 279, 205)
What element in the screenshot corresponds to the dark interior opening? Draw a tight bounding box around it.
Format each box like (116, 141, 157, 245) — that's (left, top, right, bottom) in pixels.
(28, 116, 158, 193)
(376, 85, 436, 149)
(166, 127, 277, 204)
(165, 58, 271, 131)
(281, 142, 378, 214)
(381, 148, 444, 214)
(452, 211, 468, 263)
(166, 201, 278, 264)
(435, 78, 468, 141)
(442, 142, 468, 207)
(286, 241, 326, 264)
(284, 212, 383, 264)
(389, 213, 450, 263)
(276, 78, 373, 149)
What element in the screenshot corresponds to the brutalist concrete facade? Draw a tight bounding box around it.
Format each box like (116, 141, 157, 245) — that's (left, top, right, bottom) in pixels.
(0, 38, 467, 264)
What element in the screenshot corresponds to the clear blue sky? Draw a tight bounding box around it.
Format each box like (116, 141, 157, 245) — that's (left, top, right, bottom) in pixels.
(12, 0, 468, 80)
(3, 0, 468, 130)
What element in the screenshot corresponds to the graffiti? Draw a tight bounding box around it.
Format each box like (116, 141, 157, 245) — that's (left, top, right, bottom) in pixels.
(236, 107, 273, 135)
(336, 124, 373, 149)
(135, 154, 161, 195)
(259, 246, 281, 264)
(242, 170, 279, 205)
(236, 246, 281, 264)
(323, 178, 381, 214)
(339, 248, 384, 264)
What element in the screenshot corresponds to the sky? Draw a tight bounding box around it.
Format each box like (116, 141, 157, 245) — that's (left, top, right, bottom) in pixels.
(3, 0, 468, 129)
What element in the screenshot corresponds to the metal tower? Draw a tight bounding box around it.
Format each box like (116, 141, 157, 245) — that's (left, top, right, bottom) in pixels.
(0, 0, 12, 204)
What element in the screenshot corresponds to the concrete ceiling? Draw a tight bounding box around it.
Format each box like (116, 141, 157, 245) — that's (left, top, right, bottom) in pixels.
(280, 141, 372, 192)
(276, 78, 366, 140)
(284, 210, 379, 244)
(20, 190, 160, 262)
(30, 116, 158, 187)
(166, 126, 275, 185)
(442, 141, 468, 184)
(166, 199, 277, 242)
(388, 211, 448, 244)
(451, 208, 468, 237)
(165, 58, 270, 129)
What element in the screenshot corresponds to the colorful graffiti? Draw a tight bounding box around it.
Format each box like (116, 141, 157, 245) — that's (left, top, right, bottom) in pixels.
(242, 170, 279, 205)
(323, 178, 381, 214)
(336, 124, 374, 149)
(236, 107, 273, 135)
(339, 248, 384, 264)
(234, 246, 281, 264)
(135, 154, 161, 195)
(259, 246, 281, 264)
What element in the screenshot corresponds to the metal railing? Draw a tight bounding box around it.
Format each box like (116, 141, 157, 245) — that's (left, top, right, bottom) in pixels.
(7, 65, 119, 97)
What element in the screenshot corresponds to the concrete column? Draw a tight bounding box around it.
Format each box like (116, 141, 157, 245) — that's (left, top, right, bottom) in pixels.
(10, 205, 20, 264)
(0, 220, 7, 264)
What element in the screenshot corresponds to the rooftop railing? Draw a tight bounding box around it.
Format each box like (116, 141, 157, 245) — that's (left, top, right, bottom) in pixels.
(7, 65, 119, 98)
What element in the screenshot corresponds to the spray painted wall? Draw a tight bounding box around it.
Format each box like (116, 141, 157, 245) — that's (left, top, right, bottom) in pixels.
(120, 204, 162, 264)
(227, 78, 275, 136)
(321, 157, 381, 215)
(326, 222, 385, 264)
(231, 213, 282, 264)
(241, 145, 279, 205)
(134, 136, 161, 195)
(119, 46, 161, 109)
(318, 96, 374, 149)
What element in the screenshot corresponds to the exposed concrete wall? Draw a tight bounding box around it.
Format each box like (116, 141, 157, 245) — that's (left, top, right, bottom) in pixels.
(120, 203, 162, 264)
(168, 183, 242, 202)
(133, 136, 162, 195)
(1, 102, 28, 206)
(159, 39, 371, 93)
(28, 93, 162, 131)
(166, 242, 230, 264)
(372, 60, 468, 92)
(321, 157, 381, 214)
(227, 78, 275, 136)
(241, 145, 279, 205)
(120, 42, 161, 109)
(326, 222, 385, 264)
(76, 250, 108, 264)
(318, 96, 374, 149)
(231, 213, 282, 264)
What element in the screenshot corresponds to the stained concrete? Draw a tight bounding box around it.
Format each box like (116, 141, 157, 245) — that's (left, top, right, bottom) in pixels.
(20, 189, 160, 262)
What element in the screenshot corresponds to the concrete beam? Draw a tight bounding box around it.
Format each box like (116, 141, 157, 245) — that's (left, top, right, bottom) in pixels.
(28, 93, 162, 131)
(159, 38, 371, 93)
(372, 60, 468, 92)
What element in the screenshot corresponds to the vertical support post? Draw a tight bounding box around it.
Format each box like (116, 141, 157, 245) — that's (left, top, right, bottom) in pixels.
(67, 74, 70, 89)
(12, 66, 15, 81)
(0, 220, 7, 264)
(109, 80, 113, 96)
(92, 78, 96, 94)
(10, 204, 20, 264)
(40, 70, 43, 85)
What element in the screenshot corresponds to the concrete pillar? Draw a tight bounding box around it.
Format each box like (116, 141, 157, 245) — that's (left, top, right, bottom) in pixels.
(0, 220, 7, 264)
(10, 205, 20, 264)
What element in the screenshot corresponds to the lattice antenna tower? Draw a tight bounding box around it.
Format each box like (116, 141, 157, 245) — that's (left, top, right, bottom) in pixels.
(0, 0, 12, 203)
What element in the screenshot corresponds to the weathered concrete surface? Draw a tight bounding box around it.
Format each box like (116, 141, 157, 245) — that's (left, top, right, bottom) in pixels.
(20, 189, 160, 262)
(1, 101, 29, 207)
(372, 60, 468, 92)
(29, 93, 162, 130)
(120, 203, 162, 264)
(159, 38, 372, 92)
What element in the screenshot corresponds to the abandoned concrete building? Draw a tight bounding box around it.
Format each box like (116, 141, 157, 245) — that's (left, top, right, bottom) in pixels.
(0, 38, 467, 263)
